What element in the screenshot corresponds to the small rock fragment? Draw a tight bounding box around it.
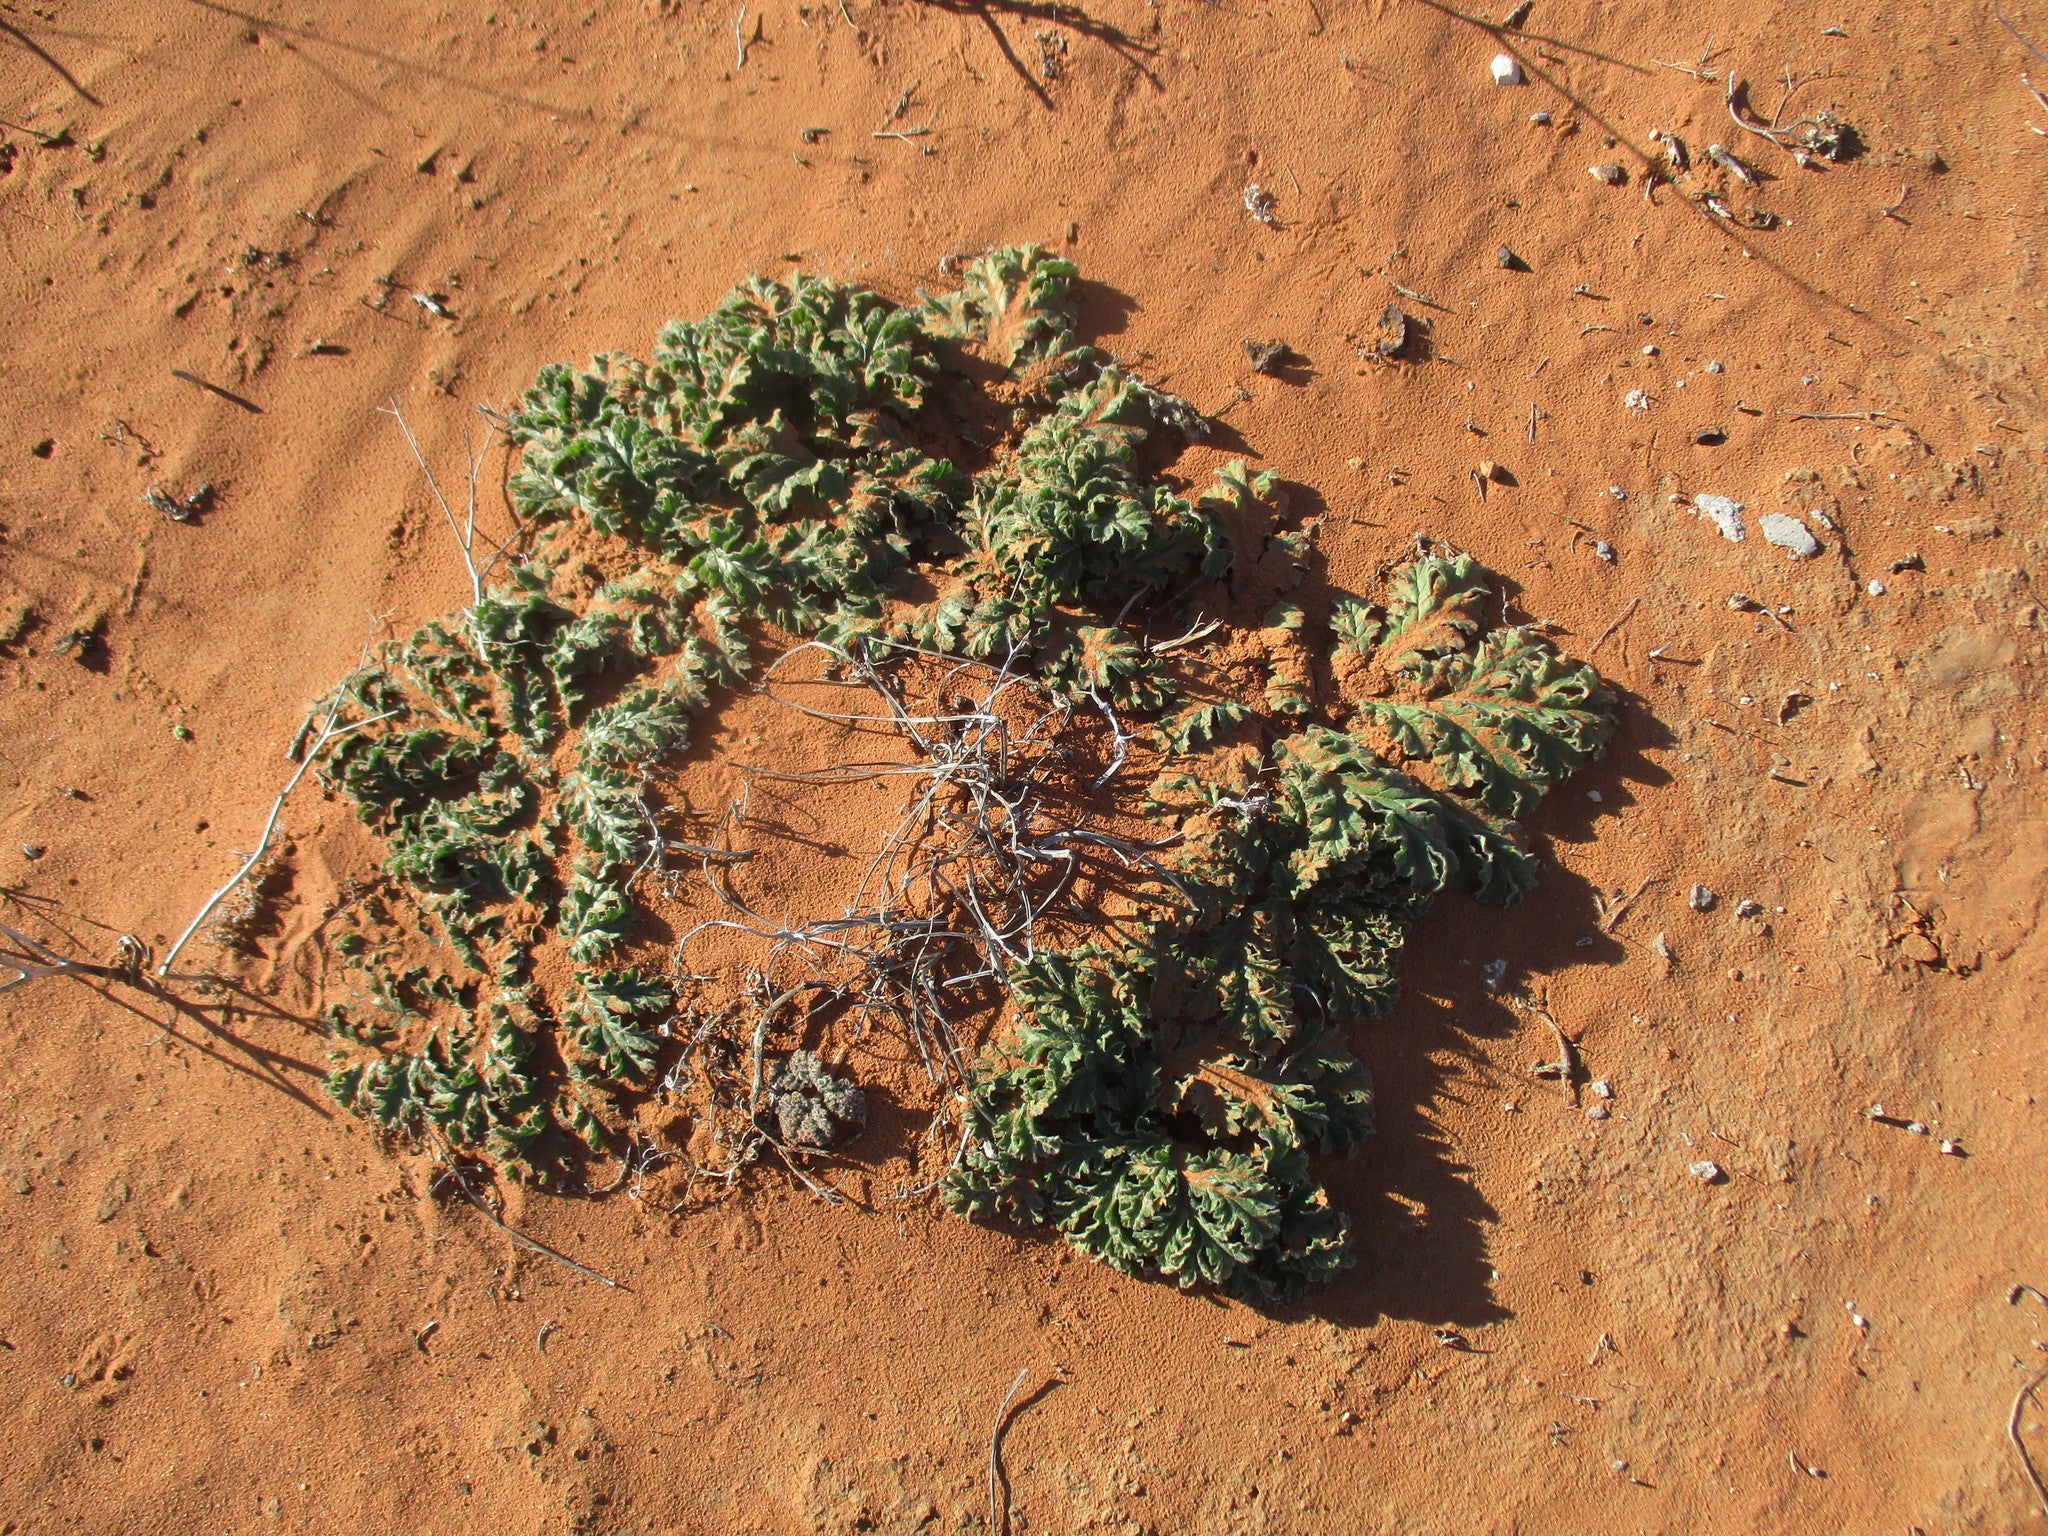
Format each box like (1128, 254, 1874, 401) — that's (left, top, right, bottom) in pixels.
(1589, 162, 1627, 186)
(1530, 110, 1552, 125)
(1735, 899, 1763, 918)
(1728, 591, 1757, 611)
(1689, 883, 1717, 912)
(1623, 388, 1652, 413)
(1758, 512, 1821, 558)
(1939, 1139, 1962, 1156)
(1867, 579, 1886, 596)
(1490, 52, 1524, 85)
(21, 844, 45, 861)
(1243, 338, 1289, 375)
(1589, 1080, 1613, 1099)
(1496, 246, 1524, 270)
(1375, 304, 1411, 362)
(1242, 184, 1278, 225)
(1593, 540, 1615, 562)
(1693, 493, 1746, 542)
(1689, 1160, 1724, 1182)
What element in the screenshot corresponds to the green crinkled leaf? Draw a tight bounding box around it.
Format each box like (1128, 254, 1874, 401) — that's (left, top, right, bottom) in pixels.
(918, 244, 1079, 367)
(1355, 626, 1616, 820)
(560, 868, 631, 962)
(1154, 698, 1251, 756)
(567, 967, 672, 1084)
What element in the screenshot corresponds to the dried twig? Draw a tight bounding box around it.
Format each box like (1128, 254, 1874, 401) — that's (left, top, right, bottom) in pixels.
(383, 401, 523, 609)
(988, 1367, 1032, 1536)
(1588, 596, 1641, 658)
(0, 921, 89, 995)
(437, 1158, 627, 1290)
(2012, 1365, 2048, 1518)
(157, 693, 397, 978)
(1595, 876, 1660, 933)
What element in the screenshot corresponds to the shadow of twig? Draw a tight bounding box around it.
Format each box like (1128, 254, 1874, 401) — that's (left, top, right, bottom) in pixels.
(0, 20, 103, 105)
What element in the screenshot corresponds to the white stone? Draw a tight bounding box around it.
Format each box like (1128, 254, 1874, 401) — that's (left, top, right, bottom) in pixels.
(1693, 493, 1745, 542)
(1758, 512, 1820, 558)
(1490, 52, 1523, 84)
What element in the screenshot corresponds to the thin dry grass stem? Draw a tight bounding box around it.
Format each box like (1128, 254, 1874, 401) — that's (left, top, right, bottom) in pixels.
(0, 921, 89, 995)
(432, 1153, 628, 1289)
(988, 1367, 1032, 1536)
(157, 694, 398, 979)
(382, 401, 525, 610)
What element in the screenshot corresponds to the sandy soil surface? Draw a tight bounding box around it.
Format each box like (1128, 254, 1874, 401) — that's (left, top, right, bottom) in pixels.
(3, 0, 2047, 1531)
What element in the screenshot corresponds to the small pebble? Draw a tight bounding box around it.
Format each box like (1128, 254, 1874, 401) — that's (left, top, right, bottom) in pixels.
(1642, 343, 1659, 357)
(1586, 789, 1603, 802)
(1728, 592, 1757, 611)
(1608, 484, 1627, 500)
(172, 724, 193, 741)
(21, 844, 45, 861)
(1623, 388, 1652, 413)
(1593, 540, 1615, 562)
(1587, 1105, 1610, 1121)
(1690, 883, 1717, 912)
(1758, 512, 1821, 558)
(1530, 110, 1552, 125)
(1589, 1079, 1613, 1099)
(1905, 1120, 1928, 1136)
(1939, 1139, 1962, 1156)
(1867, 579, 1887, 596)
(1705, 359, 1725, 374)
(1590, 162, 1626, 186)
(1735, 899, 1763, 918)
(1689, 1160, 1724, 1182)
(1490, 52, 1524, 85)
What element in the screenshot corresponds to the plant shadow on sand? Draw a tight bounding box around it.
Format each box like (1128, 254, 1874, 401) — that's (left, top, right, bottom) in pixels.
(1308, 696, 1674, 1330)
